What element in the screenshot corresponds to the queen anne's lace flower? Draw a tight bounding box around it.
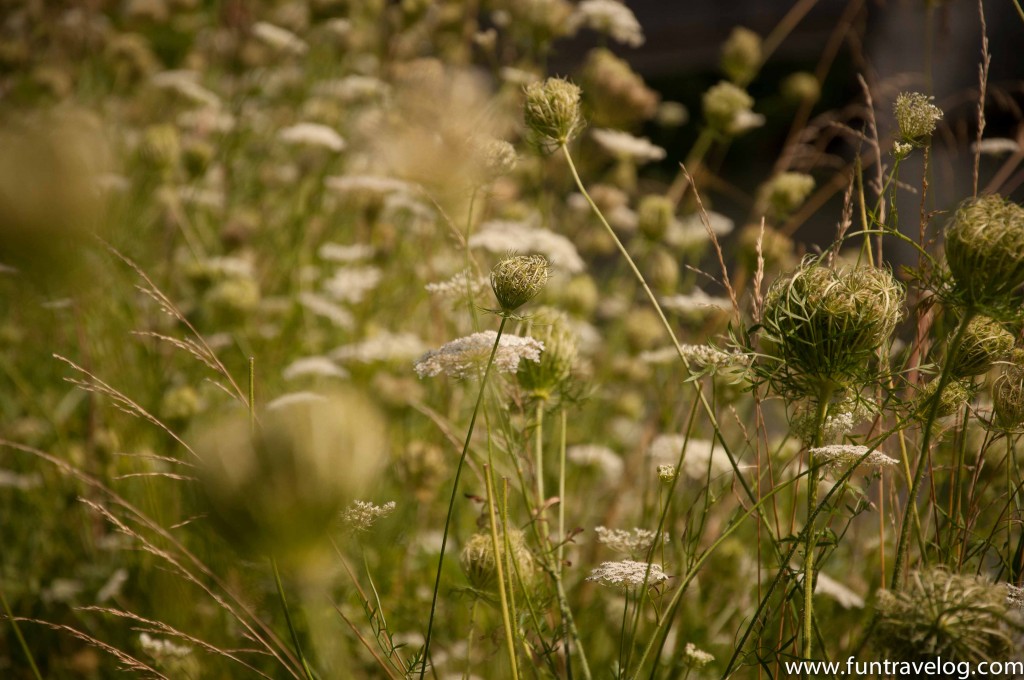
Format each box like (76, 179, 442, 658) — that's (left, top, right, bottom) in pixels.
(810, 444, 897, 471)
(252, 21, 308, 55)
(425, 268, 489, 298)
(682, 643, 714, 669)
(591, 128, 665, 163)
(342, 500, 396, 532)
(278, 123, 345, 151)
(569, 0, 645, 47)
(332, 332, 427, 364)
(282, 356, 349, 381)
(587, 560, 668, 590)
(567, 444, 623, 479)
(595, 527, 665, 556)
(414, 331, 544, 379)
(469, 220, 585, 273)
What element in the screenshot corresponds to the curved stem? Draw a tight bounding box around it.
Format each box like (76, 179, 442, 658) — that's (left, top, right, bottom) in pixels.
(420, 317, 507, 679)
(272, 557, 317, 680)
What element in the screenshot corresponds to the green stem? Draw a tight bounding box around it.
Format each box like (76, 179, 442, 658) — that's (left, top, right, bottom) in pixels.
(535, 400, 546, 536)
(891, 310, 975, 588)
(557, 406, 567, 574)
(420, 316, 508, 679)
(271, 557, 316, 680)
(803, 385, 832, 662)
(1, 586, 43, 680)
(484, 464, 520, 679)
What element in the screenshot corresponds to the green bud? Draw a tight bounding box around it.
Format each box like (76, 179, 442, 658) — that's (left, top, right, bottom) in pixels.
(523, 77, 585, 149)
(490, 254, 550, 313)
(721, 27, 762, 85)
(951, 316, 1014, 377)
(944, 195, 1024, 311)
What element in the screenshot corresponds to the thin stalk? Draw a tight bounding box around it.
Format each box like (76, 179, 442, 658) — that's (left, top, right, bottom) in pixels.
(484, 464, 520, 679)
(271, 558, 317, 680)
(535, 400, 546, 537)
(891, 310, 975, 587)
(557, 406, 567, 573)
(1, 586, 43, 680)
(803, 385, 832, 661)
(463, 599, 478, 680)
(420, 317, 507, 679)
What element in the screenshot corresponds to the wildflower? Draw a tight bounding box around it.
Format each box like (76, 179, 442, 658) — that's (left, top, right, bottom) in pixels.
(414, 331, 544, 379)
(490, 254, 550, 313)
(637, 195, 674, 241)
(251, 21, 308, 55)
(721, 26, 762, 85)
(322, 266, 383, 304)
(810, 444, 898, 472)
(318, 242, 374, 263)
(477, 138, 518, 179)
(278, 123, 345, 151)
(567, 444, 623, 479)
(993, 349, 1024, 429)
(469, 220, 585, 273)
(590, 128, 666, 164)
(815, 572, 865, 609)
(161, 385, 202, 422)
(764, 172, 815, 221)
(282, 356, 349, 381)
(582, 48, 660, 127)
(569, 0, 645, 47)
(682, 643, 715, 669)
(781, 72, 820, 104)
(950, 315, 1014, 377)
(657, 464, 677, 483)
(758, 261, 904, 398)
(425, 269, 489, 299)
(151, 70, 221, 108)
(523, 77, 585, 149)
(342, 500, 396, 532)
(298, 292, 354, 329)
(660, 290, 733, 317)
(665, 211, 735, 252)
(333, 332, 428, 364)
(702, 81, 756, 136)
(516, 307, 577, 395)
(313, 75, 390, 103)
(647, 436, 743, 480)
(643, 344, 750, 377)
(892, 140, 913, 160)
(587, 560, 668, 590)
(139, 632, 191, 659)
(944, 195, 1024, 311)
(326, 175, 416, 198)
(595, 527, 665, 556)
(874, 568, 1015, 663)
(1005, 583, 1024, 609)
(460, 529, 536, 592)
(894, 92, 942, 145)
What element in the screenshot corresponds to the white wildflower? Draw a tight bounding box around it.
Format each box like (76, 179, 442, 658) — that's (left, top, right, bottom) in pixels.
(892, 140, 913, 160)
(469, 220, 585, 273)
(591, 128, 665, 163)
(661, 290, 733, 316)
(326, 174, 416, 198)
(595, 527, 666, 556)
(96, 568, 129, 603)
(664, 210, 734, 251)
(567, 444, 623, 479)
(972, 138, 1021, 156)
(139, 632, 191, 659)
(315, 75, 390, 102)
(569, 0, 645, 47)
(266, 392, 328, 411)
(729, 110, 765, 134)
(342, 500, 396, 532)
(682, 642, 715, 669)
(587, 560, 668, 590)
(0, 470, 43, 490)
(811, 444, 897, 471)
(414, 331, 544, 379)
(282, 356, 349, 381)
(425, 268, 489, 298)
(150, 70, 221, 108)
(657, 464, 677, 482)
(177, 107, 236, 133)
(322, 266, 383, 304)
(252, 21, 308, 55)
(298, 292, 354, 329)
(814, 572, 865, 609)
(500, 66, 540, 86)
(279, 123, 346, 151)
(648, 436, 745, 480)
(318, 242, 374, 263)
(332, 332, 428, 364)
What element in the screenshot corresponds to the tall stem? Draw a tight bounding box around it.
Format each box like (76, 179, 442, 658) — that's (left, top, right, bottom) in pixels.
(535, 400, 546, 538)
(420, 317, 507, 678)
(891, 310, 974, 588)
(803, 385, 832, 661)
(485, 464, 520, 679)
(557, 406, 567, 573)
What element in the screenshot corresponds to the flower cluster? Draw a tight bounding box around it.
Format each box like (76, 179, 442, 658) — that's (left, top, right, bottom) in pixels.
(587, 560, 668, 590)
(414, 331, 544, 379)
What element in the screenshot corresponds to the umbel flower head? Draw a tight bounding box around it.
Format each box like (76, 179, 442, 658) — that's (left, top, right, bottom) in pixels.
(757, 260, 904, 398)
(914, 377, 976, 420)
(764, 172, 815, 221)
(949, 315, 1014, 378)
(873, 568, 1018, 663)
(894, 91, 943, 145)
(993, 348, 1024, 429)
(944, 195, 1024, 312)
(523, 77, 585, 150)
(702, 81, 760, 136)
(516, 306, 578, 400)
(491, 253, 550, 314)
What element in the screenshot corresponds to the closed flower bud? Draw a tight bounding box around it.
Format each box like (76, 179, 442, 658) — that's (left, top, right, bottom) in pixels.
(637, 194, 674, 241)
(950, 315, 1014, 377)
(894, 92, 942, 145)
(944, 195, 1024, 311)
(914, 377, 976, 420)
(523, 78, 585, 149)
(459, 528, 536, 592)
(490, 254, 550, 313)
(702, 81, 756, 136)
(781, 72, 820, 105)
(763, 172, 815, 221)
(721, 26, 762, 85)
(993, 349, 1024, 429)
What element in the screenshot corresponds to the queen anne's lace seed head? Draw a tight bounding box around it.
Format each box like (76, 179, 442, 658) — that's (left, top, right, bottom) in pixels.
(951, 315, 1014, 378)
(523, 78, 585, 149)
(944, 195, 1024, 312)
(490, 254, 550, 313)
(414, 331, 544, 379)
(810, 444, 898, 472)
(994, 349, 1024, 430)
(587, 560, 668, 590)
